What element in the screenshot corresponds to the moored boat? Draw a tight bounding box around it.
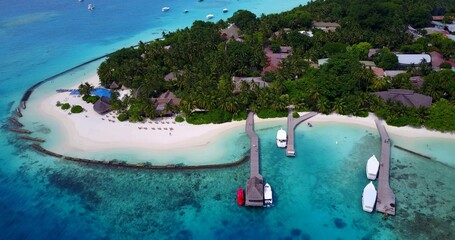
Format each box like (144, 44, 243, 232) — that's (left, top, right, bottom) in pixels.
(362, 181, 377, 212)
(183, 9, 189, 13)
(237, 187, 244, 206)
(264, 183, 273, 206)
(87, 4, 94, 11)
(206, 14, 214, 19)
(162, 7, 170, 12)
(223, 8, 228, 13)
(366, 155, 379, 180)
(276, 128, 287, 148)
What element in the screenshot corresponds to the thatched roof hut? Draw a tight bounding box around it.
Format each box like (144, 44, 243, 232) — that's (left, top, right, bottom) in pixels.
(109, 81, 120, 90)
(151, 91, 181, 115)
(93, 96, 111, 115)
(374, 89, 432, 107)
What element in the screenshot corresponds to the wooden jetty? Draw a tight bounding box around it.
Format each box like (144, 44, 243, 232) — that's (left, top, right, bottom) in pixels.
(9, 128, 32, 134)
(374, 119, 396, 216)
(286, 107, 318, 157)
(245, 111, 264, 207)
(20, 136, 45, 143)
(8, 117, 24, 127)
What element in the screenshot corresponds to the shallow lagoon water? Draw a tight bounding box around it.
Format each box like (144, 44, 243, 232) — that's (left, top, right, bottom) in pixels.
(1, 0, 455, 239)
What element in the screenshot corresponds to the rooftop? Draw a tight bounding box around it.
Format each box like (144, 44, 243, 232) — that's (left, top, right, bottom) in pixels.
(374, 89, 432, 107)
(396, 54, 431, 65)
(93, 96, 111, 115)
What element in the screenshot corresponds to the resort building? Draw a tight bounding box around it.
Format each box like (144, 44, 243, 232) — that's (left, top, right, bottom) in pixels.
(395, 54, 432, 66)
(430, 51, 444, 70)
(232, 77, 269, 93)
(164, 70, 183, 81)
(151, 91, 181, 115)
(220, 24, 243, 42)
(374, 89, 432, 107)
(312, 21, 340, 32)
(298, 30, 313, 37)
(93, 96, 111, 115)
(371, 67, 385, 78)
(262, 46, 292, 75)
(109, 81, 120, 90)
(384, 70, 407, 78)
(368, 48, 380, 59)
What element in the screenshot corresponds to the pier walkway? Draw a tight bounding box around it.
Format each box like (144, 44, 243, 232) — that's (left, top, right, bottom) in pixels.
(286, 107, 318, 157)
(374, 119, 396, 215)
(245, 112, 264, 207)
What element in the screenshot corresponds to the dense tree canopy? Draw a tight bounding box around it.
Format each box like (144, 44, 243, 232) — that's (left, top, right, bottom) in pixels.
(96, 0, 455, 131)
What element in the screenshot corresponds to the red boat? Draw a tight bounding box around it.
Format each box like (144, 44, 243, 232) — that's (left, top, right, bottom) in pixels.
(237, 187, 245, 206)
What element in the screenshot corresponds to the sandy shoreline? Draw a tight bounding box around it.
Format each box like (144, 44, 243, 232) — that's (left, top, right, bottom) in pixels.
(33, 74, 455, 160)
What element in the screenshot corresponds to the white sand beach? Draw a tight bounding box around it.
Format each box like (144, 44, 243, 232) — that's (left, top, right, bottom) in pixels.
(35, 74, 455, 159)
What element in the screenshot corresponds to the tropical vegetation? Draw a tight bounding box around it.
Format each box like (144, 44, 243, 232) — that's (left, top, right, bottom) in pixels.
(96, 0, 455, 132)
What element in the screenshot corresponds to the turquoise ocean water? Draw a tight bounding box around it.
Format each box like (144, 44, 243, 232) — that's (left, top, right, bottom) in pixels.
(1, 0, 454, 239)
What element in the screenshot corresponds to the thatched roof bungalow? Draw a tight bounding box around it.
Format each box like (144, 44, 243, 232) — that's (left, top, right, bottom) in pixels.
(151, 91, 181, 115)
(93, 96, 111, 115)
(232, 77, 269, 93)
(374, 89, 432, 107)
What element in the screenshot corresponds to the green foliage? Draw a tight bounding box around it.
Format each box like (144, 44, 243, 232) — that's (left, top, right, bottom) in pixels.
(390, 73, 413, 89)
(78, 82, 94, 96)
(292, 111, 300, 118)
(232, 111, 247, 121)
(257, 109, 287, 118)
(348, 42, 372, 60)
(87, 96, 100, 104)
(175, 115, 184, 122)
(83, 95, 100, 104)
(270, 43, 281, 53)
(70, 105, 83, 113)
(61, 103, 71, 110)
(440, 62, 452, 69)
(186, 110, 232, 124)
(372, 48, 398, 70)
(227, 10, 258, 35)
(425, 99, 455, 132)
(117, 113, 129, 122)
(320, 42, 347, 58)
(421, 70, 455, 102)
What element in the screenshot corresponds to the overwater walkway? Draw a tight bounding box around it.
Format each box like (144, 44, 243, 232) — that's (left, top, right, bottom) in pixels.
(286, 107, 318, 157)
(245, 112, 264, 207)
(374, 119, 396, 215)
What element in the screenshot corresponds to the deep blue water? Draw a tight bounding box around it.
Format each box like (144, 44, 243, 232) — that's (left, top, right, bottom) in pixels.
(1, 0, 455, 239)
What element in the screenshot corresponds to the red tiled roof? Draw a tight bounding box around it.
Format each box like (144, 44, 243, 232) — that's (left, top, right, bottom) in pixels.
(430, 51, 444, 68)
(372, 67, 385, 78)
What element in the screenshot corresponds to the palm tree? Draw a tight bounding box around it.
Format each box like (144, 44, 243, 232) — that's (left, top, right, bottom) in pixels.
(78, 82, 94, 96)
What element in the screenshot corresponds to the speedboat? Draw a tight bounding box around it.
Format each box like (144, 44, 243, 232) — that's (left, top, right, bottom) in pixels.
(206, 14, 214, 19)
(264, 183, 273, 206)
(366, 155, 379, 180)
(162, 7, 170, 12)
(362, 181, 377, 212)
(87, 4, 94, 11)
(276, 128, 287, 148)
(223, 8, 228, 13)
(237, 187, 244, 206)
(183, 9, 189, 13)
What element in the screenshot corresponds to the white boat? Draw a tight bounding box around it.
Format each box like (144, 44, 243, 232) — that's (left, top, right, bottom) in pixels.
(206, 14, 214, 19)
(276, 128, 287, 148)
(87, 4, 94, 11)
(223, 8, 228, 13)
(366, 155, 380, 180)
(183, 9, 189, 13)
(362, 181, 377, 212)
(264, 183, 273, 206)
(162, 7, 170, 12)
